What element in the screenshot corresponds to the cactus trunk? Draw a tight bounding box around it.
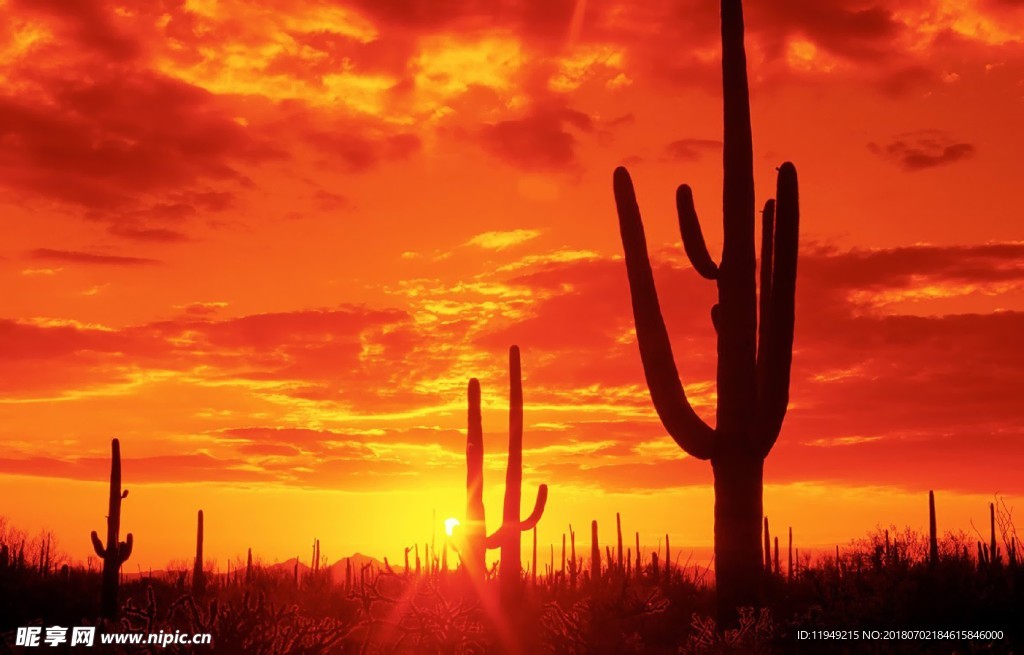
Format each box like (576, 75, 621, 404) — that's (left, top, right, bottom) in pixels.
(929, 491, 939, 566)
(788, 526, 793, 579)
(664, 533, 671, 585)
(90, 438, 132, 618)
(763, 516, 771, 571)
(990, 503, 999, 566)
(616, 513, 624, 572)
(570, 525, 577, 589)
(465, 378, 487, 578)
(500, 346, 525, 596)
(714, 455, 763, 605)
(193, 510, 205, 596)
(531, 526, 537, 586)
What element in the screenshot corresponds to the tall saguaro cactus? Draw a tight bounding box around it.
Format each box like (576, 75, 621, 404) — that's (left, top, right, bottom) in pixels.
(464, 346, 549, 605)
(465, 378, 487, 579)
(91, 438, 133, 618)
(612, 0, 799, 619)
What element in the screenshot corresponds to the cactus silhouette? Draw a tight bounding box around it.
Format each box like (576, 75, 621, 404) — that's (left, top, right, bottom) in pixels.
(90, 438, 133, 618)
(464, 378, 487, 579)
(929, 491, 939, 566)
(616, 513, 624, 573)
(763, 516, 771, 572)
(193, 510, 205, 596)
(611, 0, 799, 620)
(464, 346, 549, 605)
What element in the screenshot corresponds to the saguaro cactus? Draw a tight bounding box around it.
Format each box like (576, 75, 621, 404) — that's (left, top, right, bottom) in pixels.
(616, 513, 624, 572)
(929, 491, 939, 566)
(193, 510, 205, 595)
(91, 438, 133, 618)
(763, 517, 771, 571)
(989, 503, 999, 566)
(465, 378, 487, 578)
(464, 346, 549, 604)
(611, 0, 799, 620)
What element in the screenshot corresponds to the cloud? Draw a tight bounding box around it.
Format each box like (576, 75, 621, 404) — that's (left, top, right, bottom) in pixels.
(0, 305, 416, 403)
(28, 249, 158, 266)
(748, 0, 904, 61)
(303, 129, 421, 173)
(868, 131, 977, 170)
(12, 0, 143, 62)
(0, 452, 271, 485)
(665, 138, 721, 161)
(1, 241, 1022, 493)
(479, 106, 593, 170)
(476, 241, 1024, 493)
(106, 225, 189, 242)
(467, 229, 541, 250)
(0, 71, 282, 210)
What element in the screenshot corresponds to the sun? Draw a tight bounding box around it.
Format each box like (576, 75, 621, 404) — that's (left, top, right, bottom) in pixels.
(444, 517, 460, 536)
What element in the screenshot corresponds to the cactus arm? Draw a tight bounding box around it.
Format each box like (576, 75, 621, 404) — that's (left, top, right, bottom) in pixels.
(676, 185, 719, 280)
(613, 167, 716, 461)
(119, 534, 133, 563)
(484, 528, 502, 549)
(91, 531, 106, 558)
(756, 163, 799, 456)
(756, 198, 775, 379)
(519, 484, 548, 532)
(484, 483, 548, 546)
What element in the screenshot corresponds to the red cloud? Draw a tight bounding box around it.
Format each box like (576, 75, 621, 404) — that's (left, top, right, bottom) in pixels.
(868, 131, 977, 170)
(12, 0, 142, 62)
(749, 0, 904, 60)
(479, 106, 594, 170)
(665, 138, 722, 161)
(473, 242, 1024, 493)
(29, 248, 158, 266)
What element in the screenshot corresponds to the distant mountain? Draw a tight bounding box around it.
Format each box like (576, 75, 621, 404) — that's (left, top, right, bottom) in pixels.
(325, 553, 390, 583)
(265, 553, 390, 584)
(117, 553, 393, 582)
(266, 557, 310, 574)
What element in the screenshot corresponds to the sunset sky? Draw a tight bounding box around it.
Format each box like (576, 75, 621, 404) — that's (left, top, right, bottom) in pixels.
(1, 0, 1023, 571)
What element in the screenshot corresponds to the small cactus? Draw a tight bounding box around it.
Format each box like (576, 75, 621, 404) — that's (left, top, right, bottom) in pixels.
(989, 503, 1000, 567)
(929, 491, 939, 566)
(193, 510, 205, 596)
(616, 513, 624, 572)
(91, 438, 133, 618)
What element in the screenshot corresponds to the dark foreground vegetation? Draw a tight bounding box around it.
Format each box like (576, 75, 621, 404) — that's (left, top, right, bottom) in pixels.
(1, 513, 1021, 655)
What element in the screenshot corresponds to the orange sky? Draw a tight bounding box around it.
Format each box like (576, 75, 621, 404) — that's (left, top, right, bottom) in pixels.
(1, 0, 1023, 571)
